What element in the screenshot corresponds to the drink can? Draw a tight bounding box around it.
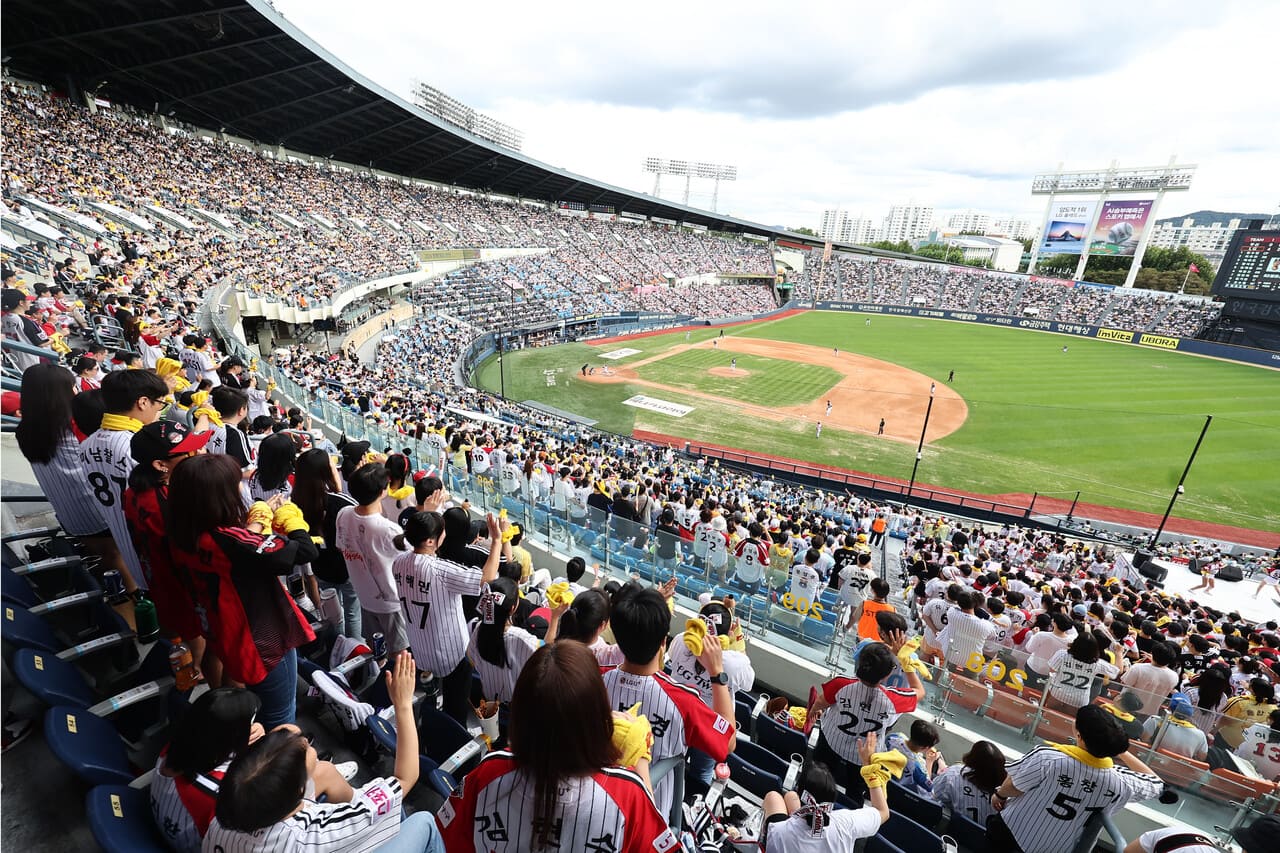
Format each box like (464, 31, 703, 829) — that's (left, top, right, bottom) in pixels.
(103, 570, 124, 597)
(371, 632, 387, 659)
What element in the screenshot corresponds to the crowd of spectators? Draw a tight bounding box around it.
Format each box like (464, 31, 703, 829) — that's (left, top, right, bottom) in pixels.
(6, 77, 1277, 853)
(795, 252, 1222, 336)
(3, 83, 773, 322)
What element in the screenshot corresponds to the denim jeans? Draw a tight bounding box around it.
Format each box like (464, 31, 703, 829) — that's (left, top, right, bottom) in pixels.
(320, 579, 362, 640)
(374, 811, 445, 853)
(250, 647, 298, 729)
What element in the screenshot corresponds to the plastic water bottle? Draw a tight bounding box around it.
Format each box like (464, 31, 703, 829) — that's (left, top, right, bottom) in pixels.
(169, 637, 198, 691)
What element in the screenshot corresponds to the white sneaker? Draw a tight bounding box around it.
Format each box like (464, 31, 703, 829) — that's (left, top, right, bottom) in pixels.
(312, 671, 375, 732)
(333, 760, 359, 782)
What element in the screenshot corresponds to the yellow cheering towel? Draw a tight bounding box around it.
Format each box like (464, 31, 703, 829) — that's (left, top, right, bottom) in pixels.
(859, 749, 907, 789)
(501, 524, 521, 543)
(272, 502, 309, 535)
(246, 501, 274, 530)
(896, 637, 933, 681)
(1048, 742, 1112, 770)
(154, 356, 189, 389)
(387, 485, 414, 502)
(683, 617, 729, 657)
(188, 391, 223, 427)
(611, 702, 653, 768)
(99, 413, 143, 433)
(546, 582, 575, 610)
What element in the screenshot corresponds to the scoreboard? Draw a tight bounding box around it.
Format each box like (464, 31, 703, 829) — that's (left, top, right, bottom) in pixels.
(1212, 231, 1280, 302)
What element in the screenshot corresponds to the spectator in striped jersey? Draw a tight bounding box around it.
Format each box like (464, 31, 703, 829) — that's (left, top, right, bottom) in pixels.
(437, 641, 677, 852)
(205, 652, 441, 853)
(928, 740, 1008, 826)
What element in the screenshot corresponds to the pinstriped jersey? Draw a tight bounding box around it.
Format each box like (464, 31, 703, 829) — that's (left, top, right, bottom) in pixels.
(29, 430, 108, 537)
(149, 752, 224, 853)
(1000, 746, 1164, 853)
(928, 764, 997, 825)
(436, 752, 679, 853)
(391, 551, 482, 675)
(203, 777, 402, 852)
(818, 676, 918, 762)
(601, 667, 735, 819)
(79, 427, 145, 586)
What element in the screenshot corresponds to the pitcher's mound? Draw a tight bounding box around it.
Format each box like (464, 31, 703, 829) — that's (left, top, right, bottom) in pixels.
(708, 366, 750, 378)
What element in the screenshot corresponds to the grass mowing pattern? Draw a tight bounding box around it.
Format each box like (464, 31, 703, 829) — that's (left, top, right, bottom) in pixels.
(473, 313, 1280, 532)
(633, 348, 842, 407)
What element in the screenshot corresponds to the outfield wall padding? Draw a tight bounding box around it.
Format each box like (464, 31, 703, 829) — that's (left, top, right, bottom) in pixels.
(813, 302, 1279, 368)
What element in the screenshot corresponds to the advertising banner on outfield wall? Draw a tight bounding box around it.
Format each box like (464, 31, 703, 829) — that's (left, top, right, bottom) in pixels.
(1089, 199, 1154, 256)
(1037, 201, 1095, 256)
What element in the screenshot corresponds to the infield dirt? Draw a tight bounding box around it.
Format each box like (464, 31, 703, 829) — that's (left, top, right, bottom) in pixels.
(582, 337, 967, 443)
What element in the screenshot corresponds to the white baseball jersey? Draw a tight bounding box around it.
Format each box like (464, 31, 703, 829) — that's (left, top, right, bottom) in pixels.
(1133, 828, 1220, 853)
(467, 620, 539, 704)
(764, 803, 881, 852)
(984, 613, 1013, 657)
(80, 426, 145, 587)
(30, 430, 109, 537)
(203, 777, 402, 853)
(499, 463, 520, 494)
(1235, 724, 1280, 780)
(666, 639, 755, 705)
(929, 764, 996, 825)
(470, 446, 491, 474)
(601, 667, 735, 820)
(921, 598, 954, 646)
(693, 521, 713, 558)
(436, 752, 678, 853)
(938, 611, 995, 667)
(391, 551, 482, 675)
(789, 563, 821, 606)
(1046, 650, 1117, 708)
(333, 507, 403, 615)
(837, 566, 873, 608)
(817, 676, 918, 762)
(704, 529, 729, 569)
(1000, 746, 1164, 853)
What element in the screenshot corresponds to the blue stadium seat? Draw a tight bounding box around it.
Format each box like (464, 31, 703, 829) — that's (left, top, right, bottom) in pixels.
(734, 696, 755, 738)
(13, 647, 97, 707)
(866, 835, 906, 853)
(726, 752, 783, 800)
(879, 811, 943, 852)
(85, 785, 168, 853)
(754, 711, 806, 761)
(44, 705, 135, 785)
(886, 779, 945, 829)
(418, 754, 460, 802)
(2, 603, 62, 654)
(1, 566, 40, 607)
(802, 617, 835, 646)
(944, 811, 989, 852)
(734, 737, 789, 779)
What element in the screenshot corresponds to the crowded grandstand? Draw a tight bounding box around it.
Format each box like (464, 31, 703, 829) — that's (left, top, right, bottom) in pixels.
(2, 5, 1276, 853)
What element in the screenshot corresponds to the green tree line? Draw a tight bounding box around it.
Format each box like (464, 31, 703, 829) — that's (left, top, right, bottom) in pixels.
(1034, 245, 1216, 294)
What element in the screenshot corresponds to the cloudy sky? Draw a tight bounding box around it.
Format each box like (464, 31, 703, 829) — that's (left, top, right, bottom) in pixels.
(272, 0, 1277, 230)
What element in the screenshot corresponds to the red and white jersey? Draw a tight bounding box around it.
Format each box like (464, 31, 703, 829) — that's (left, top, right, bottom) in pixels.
(601, 667, 735, 818)
(149, 752, 225, 853)
(436, 752, 679, 853)
(817, 676, 918, 762)
(734, 539, 770, 583)
(391, 551, 482, 675)
(1001, 746, 1163, 853)
(470, 446, 492, 474)
(467, 621, 540, 704)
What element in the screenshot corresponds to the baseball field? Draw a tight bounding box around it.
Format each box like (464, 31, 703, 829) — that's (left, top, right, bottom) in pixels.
(473, 311, 1280, 536)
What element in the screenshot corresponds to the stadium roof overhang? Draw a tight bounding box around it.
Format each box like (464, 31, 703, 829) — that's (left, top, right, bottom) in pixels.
(1, 0, 923, 261)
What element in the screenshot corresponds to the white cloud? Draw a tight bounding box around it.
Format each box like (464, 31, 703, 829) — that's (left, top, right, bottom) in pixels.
(274, 0, 1278, 229)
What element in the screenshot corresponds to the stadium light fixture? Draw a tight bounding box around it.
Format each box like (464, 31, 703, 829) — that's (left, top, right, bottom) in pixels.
(906, 384, 937, 502)
(1149, 416, 1211, 549)
(643, 156, 738, 211)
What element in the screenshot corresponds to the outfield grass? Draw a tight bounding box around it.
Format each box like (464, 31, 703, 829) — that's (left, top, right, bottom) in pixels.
(474, 313, 1280, 532)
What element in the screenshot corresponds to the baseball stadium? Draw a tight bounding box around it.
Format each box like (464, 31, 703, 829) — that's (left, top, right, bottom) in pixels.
(1, 2, 1278, 852)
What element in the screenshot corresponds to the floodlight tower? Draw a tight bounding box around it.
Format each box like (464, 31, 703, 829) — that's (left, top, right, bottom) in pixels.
(643, 157, 738, 212)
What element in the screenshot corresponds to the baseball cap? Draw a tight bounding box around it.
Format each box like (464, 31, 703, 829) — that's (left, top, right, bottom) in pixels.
(1168, 692, 1194, 718)
(1234, 815, 1280, 853)
(130, 421, 212, 466)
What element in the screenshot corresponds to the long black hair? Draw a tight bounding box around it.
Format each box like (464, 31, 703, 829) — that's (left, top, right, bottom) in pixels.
(255, 433, 298, 491)
(292, 448, 339, 532)
(163, 688, 261, 780)
(474, 576, 519, 668)
(558, 589, 611, 644)
(15, 362, 75, 464)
